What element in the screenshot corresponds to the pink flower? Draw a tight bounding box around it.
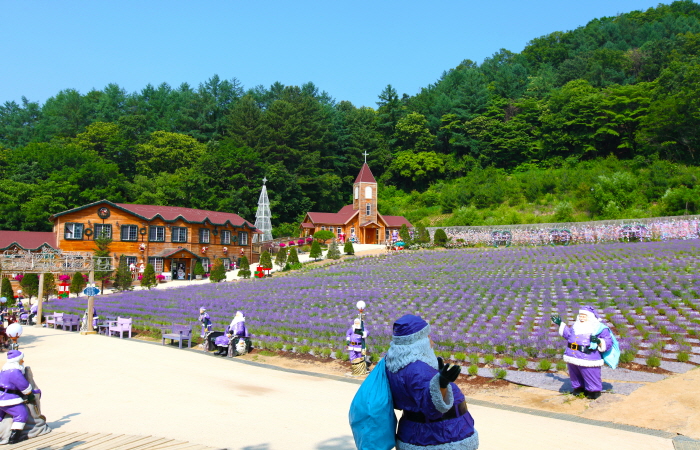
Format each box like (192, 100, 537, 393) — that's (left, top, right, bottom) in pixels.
(58, 274, 71, 281)
(280, 243, 286, 248)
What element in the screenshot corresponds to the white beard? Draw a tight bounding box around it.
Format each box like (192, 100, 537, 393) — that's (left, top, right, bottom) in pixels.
(2, 362, 25, 373)
(572, 319, 599, 336)
(236, 341, 248, 355)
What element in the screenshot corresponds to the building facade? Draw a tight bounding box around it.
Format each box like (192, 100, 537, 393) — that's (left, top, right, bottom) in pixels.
(51, 200, 260, 279)
(300, 164, 411, 244)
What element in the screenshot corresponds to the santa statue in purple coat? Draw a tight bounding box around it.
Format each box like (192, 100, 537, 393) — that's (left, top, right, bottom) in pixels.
(0, 351, 34, 444)
(552, 305, 613, 400)
(214, 311, 251, 356)
(346, 318, 368, 376)
(385, 314, 479, 450)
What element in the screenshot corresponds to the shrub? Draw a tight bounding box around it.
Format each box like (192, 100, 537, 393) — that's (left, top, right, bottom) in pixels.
(259, 251, 272, 269)
(537, 360, 553, 371)
(434, 229, 448, 247)
(483, 354, 495, 364)
(313, 230, 335, 243)
(619, 350, 636, 364)
(275, 247, 288, 268)
(327, 239, 341, 260)
(20, 273, 39, 299)
(468, 354, 480, 365)
(1, 278, 14, 304)
(287, 247, 300, 265)
(309, 241, 323, 261)
(193, 261, 205, 276)
(209, 259, 226, 282)
(468, 365, 479, 376)
(112, 256, 133, 292)
(646, 355, 661, 368)
(344, 241, 355, 255)
(502, 356, 514, 366)
(516, 357, 528, 370)
(42, 273, 56, 300)
(454, 352, 466, 361)
(340, 352, 350, 361)
(238, 256, 251, 279)
(556, 360, 567, 371)
(677, 352, 690, 362)
(492, 368, 507, 379)
(70, 271, 87, 296)
(141, 263, 157, 290)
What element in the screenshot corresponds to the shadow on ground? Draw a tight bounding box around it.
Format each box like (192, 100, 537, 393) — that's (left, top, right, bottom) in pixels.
(47, 412, 80, 430)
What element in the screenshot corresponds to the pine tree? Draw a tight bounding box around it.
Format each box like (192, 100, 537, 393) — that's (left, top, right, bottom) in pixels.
(209, 259, 226, 282)
(70, 272, 87, 297)
(310, 240, 323, 261)
(94, 235, 114, 293)
(275, 247, 288, 269)
(344, 241, 355, 255)
(194, 261, 205, 277)
(416, 224, 430, 243)
(1, 278, 14, 305)
(238, 255, 251, 279)
(260, 250, 272, 268)
(399, 224, 412, 245)
(20, 273, 39, 300)
(112, 255, 133, 291)
(287, 247, 300, 265)
(434, 228, 448, 247)
(327, 239, 341, 260)
(42, 273, 57, 300)
(141, 263, 157, 290)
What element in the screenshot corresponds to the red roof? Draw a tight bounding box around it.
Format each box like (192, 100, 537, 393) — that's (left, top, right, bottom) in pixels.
(306, 205, 358, 225)
(300, 223, 315, 228)
(354, 164, 377, 184)
(0, 231, 56, 251)
(382, 215, 413, 228)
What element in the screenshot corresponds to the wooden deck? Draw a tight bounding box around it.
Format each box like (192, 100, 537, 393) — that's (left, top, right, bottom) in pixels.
(9, 432, 225, 450)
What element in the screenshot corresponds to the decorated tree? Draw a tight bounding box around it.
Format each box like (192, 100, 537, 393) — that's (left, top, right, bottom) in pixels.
(310, 240, 323, 261)
(112, 255, 133, 291)
(209, 259, 226, 282)
(70, 271, 87, 297)
(141, 263, 157, 290)
(20, 273, 39, 300)
(275, 247, 288, 269)
(259, 250, 272, 269)
(327, 239, 341, 260)
(238, 255, 251, 279)
(287, 247, 299, 265)
(42, 273, 57, 300)
(344, 241, 355, 255)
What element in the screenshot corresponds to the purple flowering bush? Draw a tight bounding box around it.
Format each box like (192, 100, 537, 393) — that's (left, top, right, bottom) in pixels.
(43, 240, 700, 362)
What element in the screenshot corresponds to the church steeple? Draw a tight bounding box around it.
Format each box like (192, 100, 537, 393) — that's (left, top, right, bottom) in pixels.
(353, 163, 378, 224)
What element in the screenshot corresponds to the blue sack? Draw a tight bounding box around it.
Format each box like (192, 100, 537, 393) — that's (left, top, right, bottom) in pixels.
(349, 358, 397, 450)
(596, 324, 620, 370)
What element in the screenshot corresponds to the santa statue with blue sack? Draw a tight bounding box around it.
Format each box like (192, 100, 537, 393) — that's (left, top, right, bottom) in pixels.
(552, 305, 616, 400)
(385, 314, 479, 450)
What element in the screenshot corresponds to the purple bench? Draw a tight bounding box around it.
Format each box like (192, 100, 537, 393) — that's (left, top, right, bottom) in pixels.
(57, 314, 80, 332)
(108, 317, 132, 339)
(46, 312, 63, 329)
(161, 324, 192, 349)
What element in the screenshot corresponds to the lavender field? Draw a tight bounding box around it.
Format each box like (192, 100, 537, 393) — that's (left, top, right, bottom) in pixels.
(45, 240, 700, 366)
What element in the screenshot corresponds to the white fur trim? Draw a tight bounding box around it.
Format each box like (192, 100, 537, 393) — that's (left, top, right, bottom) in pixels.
(558, 322, 566, 336)
(598, 339, 607, 352)
(5, 353, 23, 365)
(386, 337, 439, 373)
(362, 331, 368, 338)
(429, 373, 454, 413)
(397, 431, 479, 450)
(1, 362, 24, 373)
(10, 422, 25, 430)
(563, 355, 604, 367)
(20, 384, 31, 395)
(392, 324, 431, 346)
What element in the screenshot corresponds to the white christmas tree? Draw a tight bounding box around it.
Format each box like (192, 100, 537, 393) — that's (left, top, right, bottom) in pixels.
(253, 177, 273, 242)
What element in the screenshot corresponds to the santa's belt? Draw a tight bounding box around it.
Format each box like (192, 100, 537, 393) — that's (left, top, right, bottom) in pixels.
(568, 342, 595, 354)
(350, 342, 362, 345)
(0, 388, 22, 396)
(402, 401, 468, 423)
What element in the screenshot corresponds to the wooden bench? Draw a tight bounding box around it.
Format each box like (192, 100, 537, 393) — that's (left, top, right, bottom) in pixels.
(161, 324, 192, 349)
(57, 314, 80, 331)
(46, 312, 63, 329)
(108, 317, 132, 339)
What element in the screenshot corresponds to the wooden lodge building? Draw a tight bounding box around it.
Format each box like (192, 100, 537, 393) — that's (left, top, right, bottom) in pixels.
(299, 163, 412, 244)
(50, 200, 261, 279)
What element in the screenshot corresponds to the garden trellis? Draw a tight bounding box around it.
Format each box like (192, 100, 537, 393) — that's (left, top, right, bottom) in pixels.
(0, 249, 113, 334)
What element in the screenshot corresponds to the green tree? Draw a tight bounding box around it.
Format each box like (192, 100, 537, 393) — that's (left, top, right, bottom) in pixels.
(275, 247, 288, 269)
(343, 241, 355, 255)
(399, 224, 412, 245)
(259, 250, 273, 269)
(209, 259, 226, 282)
(135, 131, 206, 176)
(434, 229, 448, 247)
(70, 272, 87, 297)
(93, 235, 113, 293)
(194, 261, 205, 277)
(20, 273, 39, 300)
(327, 239, 341, 260)
(416, 224, 431, 244)
(238, 255, 251, 279)
(309, 240, 323, 261)
(141, 263, 157, 290)
(313, 230, 335, 244)
(112, 255, 133, 291)
(287, 247, 300, 265)
(394, 112, 436, 153)
(1, 278, 14, 305)
(42, 273, 57, 300)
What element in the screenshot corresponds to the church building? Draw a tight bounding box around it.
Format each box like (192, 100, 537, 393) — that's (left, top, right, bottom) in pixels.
(299, 163, 411, 244)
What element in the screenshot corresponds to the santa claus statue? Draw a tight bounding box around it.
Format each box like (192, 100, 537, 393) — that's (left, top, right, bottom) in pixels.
(552, 305, 613, 400)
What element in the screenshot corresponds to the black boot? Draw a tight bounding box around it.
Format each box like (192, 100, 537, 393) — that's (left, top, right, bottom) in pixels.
(585, 391, 601, 400)
(571, 387, 584, 396)
(8, 429, 26, 444)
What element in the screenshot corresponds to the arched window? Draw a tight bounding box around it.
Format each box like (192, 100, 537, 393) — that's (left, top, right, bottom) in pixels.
(365, 186, 372, 199)
(354, 186, 359, 199)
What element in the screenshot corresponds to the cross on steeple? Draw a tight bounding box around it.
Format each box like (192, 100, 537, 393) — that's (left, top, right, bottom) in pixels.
(362, 151, 369, 164)
(262, 177, 267, 185)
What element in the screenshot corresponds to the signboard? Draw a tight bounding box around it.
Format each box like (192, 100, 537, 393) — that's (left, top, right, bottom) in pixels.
(83, 286, 101, 296)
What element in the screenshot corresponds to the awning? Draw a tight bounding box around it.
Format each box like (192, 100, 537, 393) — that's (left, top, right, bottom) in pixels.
(301, 223, 315, 228)
(151, 248, 200, 259)
(359, 221, 380, 228)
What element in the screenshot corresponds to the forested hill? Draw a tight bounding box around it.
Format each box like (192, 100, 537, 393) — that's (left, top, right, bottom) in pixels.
(2, 1, 700, 234)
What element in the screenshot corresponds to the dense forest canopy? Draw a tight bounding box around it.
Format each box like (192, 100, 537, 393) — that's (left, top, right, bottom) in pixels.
(2, 0, 700, 234)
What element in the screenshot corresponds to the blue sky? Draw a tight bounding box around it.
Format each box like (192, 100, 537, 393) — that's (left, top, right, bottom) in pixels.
(0, 0, 685, 108)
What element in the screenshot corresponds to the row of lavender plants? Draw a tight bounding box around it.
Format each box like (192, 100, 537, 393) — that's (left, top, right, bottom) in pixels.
(43, 240, 700, 367)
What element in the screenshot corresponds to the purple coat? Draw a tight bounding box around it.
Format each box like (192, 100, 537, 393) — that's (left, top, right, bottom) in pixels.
(0, 368, 31, 407)
(387, 361, 476, 447)
(231, 321, 249, 337)
(561, 325, 613, 366)
(346, 327, 367, 361)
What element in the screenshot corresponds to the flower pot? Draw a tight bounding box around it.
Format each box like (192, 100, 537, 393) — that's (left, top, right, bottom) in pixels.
(195, 275, 202, 280)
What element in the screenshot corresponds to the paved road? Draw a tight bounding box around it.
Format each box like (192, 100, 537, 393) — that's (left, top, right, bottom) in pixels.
(20, 326, 674, 450)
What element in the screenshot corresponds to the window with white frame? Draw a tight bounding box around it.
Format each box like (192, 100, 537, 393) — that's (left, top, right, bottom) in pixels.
(366, 203, 371, 216)
(354, 186, 359, 199)
(149, 226, 165, 242)
(172, 227, 188, 243)
(201, 257, 210, 272)
(147, 257, 164, 273)
(337, 227, 342, 235)
(238, 231, 248, 246)
(94, 224, 112, 239)
(126, 256, 137, 268)
(321, 226, 326, 231)
(221, 230, 231, 245)
(199, 228, 210, 244)
(121, 225, 138, 241)
(365, 186, 372, 199)
(64, 223, 84, 240)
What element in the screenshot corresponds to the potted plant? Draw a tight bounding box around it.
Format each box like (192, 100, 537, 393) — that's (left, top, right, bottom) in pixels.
(155, 274, 166, 283)
(194, 261, 205, 280)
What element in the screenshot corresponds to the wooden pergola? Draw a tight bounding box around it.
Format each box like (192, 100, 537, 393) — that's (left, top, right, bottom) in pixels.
(0, 249, 113, 334)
